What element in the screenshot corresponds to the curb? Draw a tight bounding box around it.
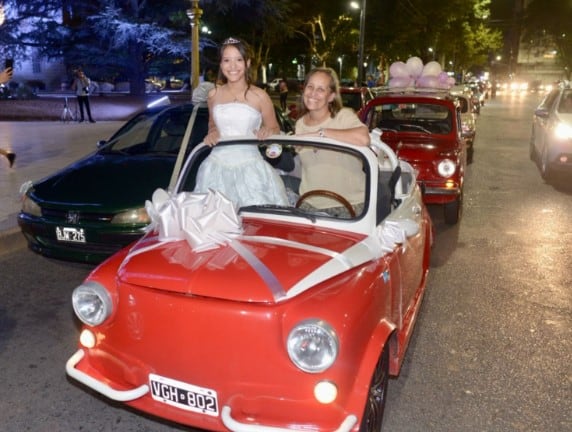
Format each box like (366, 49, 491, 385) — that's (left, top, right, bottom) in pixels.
(0, 227, 26, 256)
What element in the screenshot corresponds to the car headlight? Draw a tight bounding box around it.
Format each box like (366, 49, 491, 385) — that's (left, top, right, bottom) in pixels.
(555, 122, 572, 140)
(437, 159, 457, 178)
(110, 207, 150, 225)
(21, 195, 42, 217)
(287, 319, 338, 373)
(72, 281, 113, 326)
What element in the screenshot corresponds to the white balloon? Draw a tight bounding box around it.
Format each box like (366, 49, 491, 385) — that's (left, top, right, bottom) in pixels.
(389, 61, 408, 78)
(422, 61, 442, 77)
(406, 57, 424, 78)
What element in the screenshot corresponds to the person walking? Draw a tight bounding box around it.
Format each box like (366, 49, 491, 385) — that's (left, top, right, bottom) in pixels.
(71, 68, 95, 123)
(1, 65, 16, 167)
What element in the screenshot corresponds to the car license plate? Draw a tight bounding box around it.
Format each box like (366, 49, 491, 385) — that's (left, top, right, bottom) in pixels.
(149, 373, 218, 417)
(55, 227, 86, 243)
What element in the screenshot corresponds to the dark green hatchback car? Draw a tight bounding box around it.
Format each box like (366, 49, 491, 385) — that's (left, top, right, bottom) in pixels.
(18, 103, 210, 263)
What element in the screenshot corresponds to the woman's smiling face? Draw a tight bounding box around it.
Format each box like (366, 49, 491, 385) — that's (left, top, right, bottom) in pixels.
(303, 71, 335, 112)
(220, 45, 248, 83)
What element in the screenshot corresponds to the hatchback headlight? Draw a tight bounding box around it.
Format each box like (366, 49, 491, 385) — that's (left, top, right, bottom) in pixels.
(555, 122, 572, 140)
(437, 159, 456, 178)
(111, 207, 150, 225)
(287, 319, 338, 373)
(21, 195, 42, 217)
(72, 281, 113, 326)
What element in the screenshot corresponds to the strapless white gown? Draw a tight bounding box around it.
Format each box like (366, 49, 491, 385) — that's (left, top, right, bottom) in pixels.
(194, 103, 289, 207)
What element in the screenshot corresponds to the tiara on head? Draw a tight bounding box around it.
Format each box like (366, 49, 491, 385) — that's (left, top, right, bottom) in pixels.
(223, 37, 241, 45)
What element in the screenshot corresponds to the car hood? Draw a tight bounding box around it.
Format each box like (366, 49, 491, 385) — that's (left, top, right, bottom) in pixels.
(385, 136, 459, 162)
(30, 153, 174, 211)
(117, 220, 369, 303)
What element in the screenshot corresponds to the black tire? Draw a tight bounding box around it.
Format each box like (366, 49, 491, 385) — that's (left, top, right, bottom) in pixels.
(529, 129, 537, 162)
(359, 347, 389, 432)
(467, 146, 474, 164)
(540, 146, 552, 182)
(444, 197, 461, 225)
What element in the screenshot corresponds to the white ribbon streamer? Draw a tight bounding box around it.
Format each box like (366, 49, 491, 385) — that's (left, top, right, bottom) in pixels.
(375, 219, 419, 253)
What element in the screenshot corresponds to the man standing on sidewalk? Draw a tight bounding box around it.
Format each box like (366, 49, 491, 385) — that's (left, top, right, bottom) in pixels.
(1, 66, 16, 167)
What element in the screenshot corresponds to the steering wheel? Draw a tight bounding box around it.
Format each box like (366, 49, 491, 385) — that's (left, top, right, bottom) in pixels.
(295, 189, 356, 218)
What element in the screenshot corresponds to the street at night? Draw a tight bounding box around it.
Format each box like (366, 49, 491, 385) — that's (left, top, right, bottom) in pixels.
(0, 91, 570, 431)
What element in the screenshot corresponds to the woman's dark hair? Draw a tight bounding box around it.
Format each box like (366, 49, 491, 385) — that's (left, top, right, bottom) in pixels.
(298, 67, 343, 118)
(216, 37, 253, 98)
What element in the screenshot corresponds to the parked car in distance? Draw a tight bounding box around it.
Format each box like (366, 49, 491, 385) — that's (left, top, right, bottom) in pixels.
(360, 89, 468, 224)
(340, 86, 374, 113)
(66, 132, 433, 432)
(450, 90, 477, 163)
(530, 81, 572, 181)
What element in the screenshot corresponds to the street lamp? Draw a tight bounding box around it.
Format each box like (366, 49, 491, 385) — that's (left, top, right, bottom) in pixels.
(350, 0, 366, 85)
(338, 56, 343, 79)
(186, 0, 203, 90)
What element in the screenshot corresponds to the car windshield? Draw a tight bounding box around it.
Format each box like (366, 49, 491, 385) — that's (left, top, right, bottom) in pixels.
(101, 105, 208, 156)
(177, 139, 371, 221)
(370, 102, 452, 134)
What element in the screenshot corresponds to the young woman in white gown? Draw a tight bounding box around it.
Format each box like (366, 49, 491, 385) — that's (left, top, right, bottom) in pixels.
(194, 37, 288, 208)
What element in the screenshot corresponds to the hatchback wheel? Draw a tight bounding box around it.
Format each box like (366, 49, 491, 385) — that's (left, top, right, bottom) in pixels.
(359, 347, 389, 432)
(540, 145, 552, 181)
(444, 197, 461, 225)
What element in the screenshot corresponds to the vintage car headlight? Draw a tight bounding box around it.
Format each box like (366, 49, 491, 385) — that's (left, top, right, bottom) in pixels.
(437, 159, 456, 178)
(111, 207, 150, 225)
(21, 195, 42, 217)
(287, 319, 338, 373)
(72, 281, 113, 326)
(555, 122, 572, 140)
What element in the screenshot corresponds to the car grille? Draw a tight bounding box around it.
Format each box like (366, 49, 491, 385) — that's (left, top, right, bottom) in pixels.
(42, 208, 114, 223)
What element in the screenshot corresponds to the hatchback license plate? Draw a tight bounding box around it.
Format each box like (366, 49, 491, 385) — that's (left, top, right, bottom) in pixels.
(55, 227, 85, 243)
(149, 373, 218, 416)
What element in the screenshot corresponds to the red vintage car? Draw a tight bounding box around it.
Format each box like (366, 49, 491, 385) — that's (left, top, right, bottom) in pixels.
(66, 133, 433, 431)
(360, 90, 468, 224)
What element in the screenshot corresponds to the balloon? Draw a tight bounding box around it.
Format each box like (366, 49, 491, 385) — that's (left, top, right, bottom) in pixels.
(447, 77, 456, 87)
(438, 71, 450, 83)
(416, 75, 439, 88)
(421, 61, 441, 77)
(405, 57, 424, 79)
(389, 76, 414, 88)
(389, 61, 408, 78)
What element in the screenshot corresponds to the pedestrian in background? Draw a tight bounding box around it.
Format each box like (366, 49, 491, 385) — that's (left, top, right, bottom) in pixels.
(1, 65, 16, 167)
(279, 79, 289, 112)
(71, 68, 95, 123)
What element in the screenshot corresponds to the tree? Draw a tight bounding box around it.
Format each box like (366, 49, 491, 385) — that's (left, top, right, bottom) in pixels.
(524, 0, 572, 79)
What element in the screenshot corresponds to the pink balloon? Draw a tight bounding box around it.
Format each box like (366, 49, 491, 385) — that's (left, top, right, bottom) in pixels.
(389, 61, 408, 78)
(438, 71, 450, 83)
(421, 61, 441, 77)
(416, 75, 439, 88)
(405, 57, 424, 79)
(389, 76, 413, 88)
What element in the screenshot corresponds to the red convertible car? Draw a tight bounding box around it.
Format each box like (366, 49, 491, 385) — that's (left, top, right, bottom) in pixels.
(66, 133, 433, 431)
(360, 90, 468, 224)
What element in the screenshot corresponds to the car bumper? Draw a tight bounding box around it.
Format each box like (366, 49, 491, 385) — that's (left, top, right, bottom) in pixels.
(17, 213, 145, 263)
(66, 348, 360, 432)
(422, 182, 462, 204)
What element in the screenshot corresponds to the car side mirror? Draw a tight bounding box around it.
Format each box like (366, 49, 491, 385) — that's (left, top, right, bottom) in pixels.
(534, 108, 549, 118)
(96, 140, 107, 149)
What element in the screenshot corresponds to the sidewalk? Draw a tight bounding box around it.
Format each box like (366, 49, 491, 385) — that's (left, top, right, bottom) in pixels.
(0, 121, 122, 254)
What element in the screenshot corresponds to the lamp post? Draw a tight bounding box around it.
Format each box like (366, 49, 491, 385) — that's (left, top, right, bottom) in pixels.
(351, 0, 367, 86)
(357, 0, 367, 85)
(338, 56, 343, 79)
(186, 0, 203, 90)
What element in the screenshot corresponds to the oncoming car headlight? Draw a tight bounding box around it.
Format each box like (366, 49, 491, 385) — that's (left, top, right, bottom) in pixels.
(287, 319, 338, 373)
(111, 207, 150, 225)
(437, 159, 456, 178)
(72, 281, 113, 326)
(555, 122, 572, 140)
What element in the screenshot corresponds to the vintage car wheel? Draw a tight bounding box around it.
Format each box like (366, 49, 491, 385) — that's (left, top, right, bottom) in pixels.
(295, 190, 356, 217)
(444, 197, 462, 225)
(529, 129, 537, 162)
(359, 346, 389, 432)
